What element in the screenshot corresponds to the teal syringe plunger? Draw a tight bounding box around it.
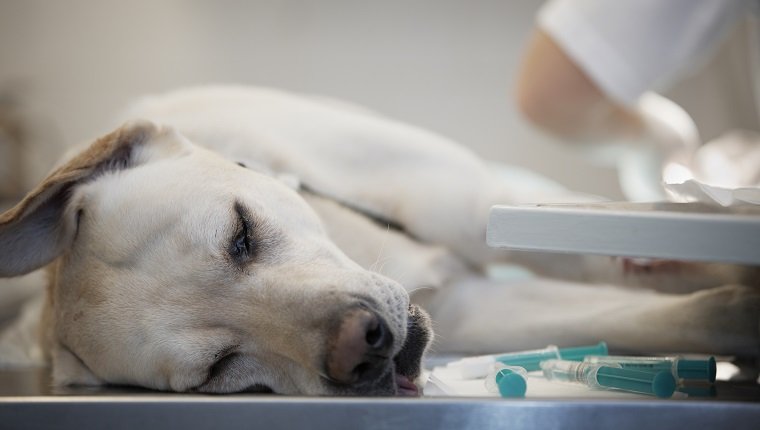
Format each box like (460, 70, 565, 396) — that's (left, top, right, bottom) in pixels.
(541, 359, 676, 398)
(448, 342, 608, 378)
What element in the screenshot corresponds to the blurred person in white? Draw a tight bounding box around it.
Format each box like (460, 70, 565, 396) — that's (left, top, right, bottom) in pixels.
(516, 0, 760, 202)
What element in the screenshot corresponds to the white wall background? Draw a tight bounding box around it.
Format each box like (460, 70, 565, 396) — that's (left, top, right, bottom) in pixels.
(0, 0, 754, 198)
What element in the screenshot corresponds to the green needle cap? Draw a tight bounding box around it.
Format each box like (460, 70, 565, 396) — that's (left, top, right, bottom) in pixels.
(496, 342, 607, 371)
(495, 369, 527, 398)
(559, 342, 609, 361)
(495, 349, 559, 371)
(596, 367, 676, 398)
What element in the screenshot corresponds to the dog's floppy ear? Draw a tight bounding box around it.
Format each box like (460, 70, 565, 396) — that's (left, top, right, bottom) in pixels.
(0, 121, 159, 277)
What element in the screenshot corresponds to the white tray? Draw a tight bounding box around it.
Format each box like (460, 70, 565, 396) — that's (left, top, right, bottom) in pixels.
(487, 202, 760, 264)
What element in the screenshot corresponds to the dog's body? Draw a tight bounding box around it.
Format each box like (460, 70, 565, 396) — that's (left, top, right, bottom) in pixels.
(0, 86, 758, 395)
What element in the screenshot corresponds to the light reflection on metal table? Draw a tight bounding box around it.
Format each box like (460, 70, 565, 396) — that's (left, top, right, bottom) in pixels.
(1, 368, 759, 430)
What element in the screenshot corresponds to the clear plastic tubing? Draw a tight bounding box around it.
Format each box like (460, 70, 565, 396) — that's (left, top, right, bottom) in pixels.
(447, 342, 608, 379)
(541, 359, 676, 398)
(583, 355, 716, 383)
(484, 364, 528, 398)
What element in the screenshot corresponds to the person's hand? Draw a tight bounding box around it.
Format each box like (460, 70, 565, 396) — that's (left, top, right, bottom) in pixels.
(616, 92, 702, 200)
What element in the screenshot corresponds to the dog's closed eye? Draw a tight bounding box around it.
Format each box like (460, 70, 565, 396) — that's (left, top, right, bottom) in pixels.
(229, 202, 256, 264)
(225, 200, 283, 270)
(233, 216, 253, 258)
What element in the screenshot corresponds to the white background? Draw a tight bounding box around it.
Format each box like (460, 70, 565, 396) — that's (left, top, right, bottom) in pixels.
(0, 0, 755, 199)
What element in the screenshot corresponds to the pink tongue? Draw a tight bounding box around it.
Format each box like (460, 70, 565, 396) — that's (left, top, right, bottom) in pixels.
(395, 374, 420, 397)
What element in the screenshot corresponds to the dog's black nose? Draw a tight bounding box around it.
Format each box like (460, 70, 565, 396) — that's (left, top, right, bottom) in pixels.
(326, 307, 394, 384)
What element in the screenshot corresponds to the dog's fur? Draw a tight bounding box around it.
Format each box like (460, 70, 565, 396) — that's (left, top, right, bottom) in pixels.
(0, 85, 758, 395)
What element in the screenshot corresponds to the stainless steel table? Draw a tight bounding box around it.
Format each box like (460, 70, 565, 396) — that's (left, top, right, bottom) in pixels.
(1, 368, 758, 430)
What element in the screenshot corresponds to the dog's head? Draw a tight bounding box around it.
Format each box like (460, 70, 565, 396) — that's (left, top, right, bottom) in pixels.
(0, 121, 431, 396)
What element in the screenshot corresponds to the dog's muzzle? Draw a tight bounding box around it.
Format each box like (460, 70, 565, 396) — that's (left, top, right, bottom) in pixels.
(326, 306, 395, 385)
(325, 304, 432, 396)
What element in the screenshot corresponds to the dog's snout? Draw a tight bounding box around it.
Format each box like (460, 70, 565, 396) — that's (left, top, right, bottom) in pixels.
(326, 307, 394, 385)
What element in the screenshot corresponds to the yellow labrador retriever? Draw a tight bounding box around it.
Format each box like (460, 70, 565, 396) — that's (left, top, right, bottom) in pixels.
(0, 86, 757, 395)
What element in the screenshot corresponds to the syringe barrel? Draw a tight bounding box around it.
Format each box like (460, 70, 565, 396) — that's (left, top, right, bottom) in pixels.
(541, 359, 676, 398)
(540, 359, 597, 383)
(448, 342, 607, 379)
(584, 355, 716, 382)
(585, 355, 675, 375)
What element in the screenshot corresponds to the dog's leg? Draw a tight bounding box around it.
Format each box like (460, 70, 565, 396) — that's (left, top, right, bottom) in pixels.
(416, 276, 759, 357)
(302, 192, 468, 292)
(603, 258, 760, 293)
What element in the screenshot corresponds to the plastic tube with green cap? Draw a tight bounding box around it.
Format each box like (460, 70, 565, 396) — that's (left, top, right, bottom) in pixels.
(583, 355, 716, 383)
(447, 342, 608, 378)
(484, 363, 528, 398)
(541, 359, 676, 398)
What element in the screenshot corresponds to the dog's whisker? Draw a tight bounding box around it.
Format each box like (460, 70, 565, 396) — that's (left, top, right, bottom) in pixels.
(370, 255, 389, 274)
(408, 285, 437, 294)
(377, 256, 394, 276)
(374, 255, 412, 281)
(369, 224, 392, 273)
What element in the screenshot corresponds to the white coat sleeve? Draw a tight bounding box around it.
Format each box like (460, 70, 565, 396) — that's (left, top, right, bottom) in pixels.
(538, 0, 751, 106)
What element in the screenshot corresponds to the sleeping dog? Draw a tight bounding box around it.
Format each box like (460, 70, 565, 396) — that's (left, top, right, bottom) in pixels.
(0, 86, 757, 395)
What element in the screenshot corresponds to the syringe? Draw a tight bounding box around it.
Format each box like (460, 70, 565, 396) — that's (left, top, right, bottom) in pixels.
(541, 359, 676, 398)
(447, 342, 607, 379)
(583, 355, 716, 382)
(484, 363, 528, 398)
